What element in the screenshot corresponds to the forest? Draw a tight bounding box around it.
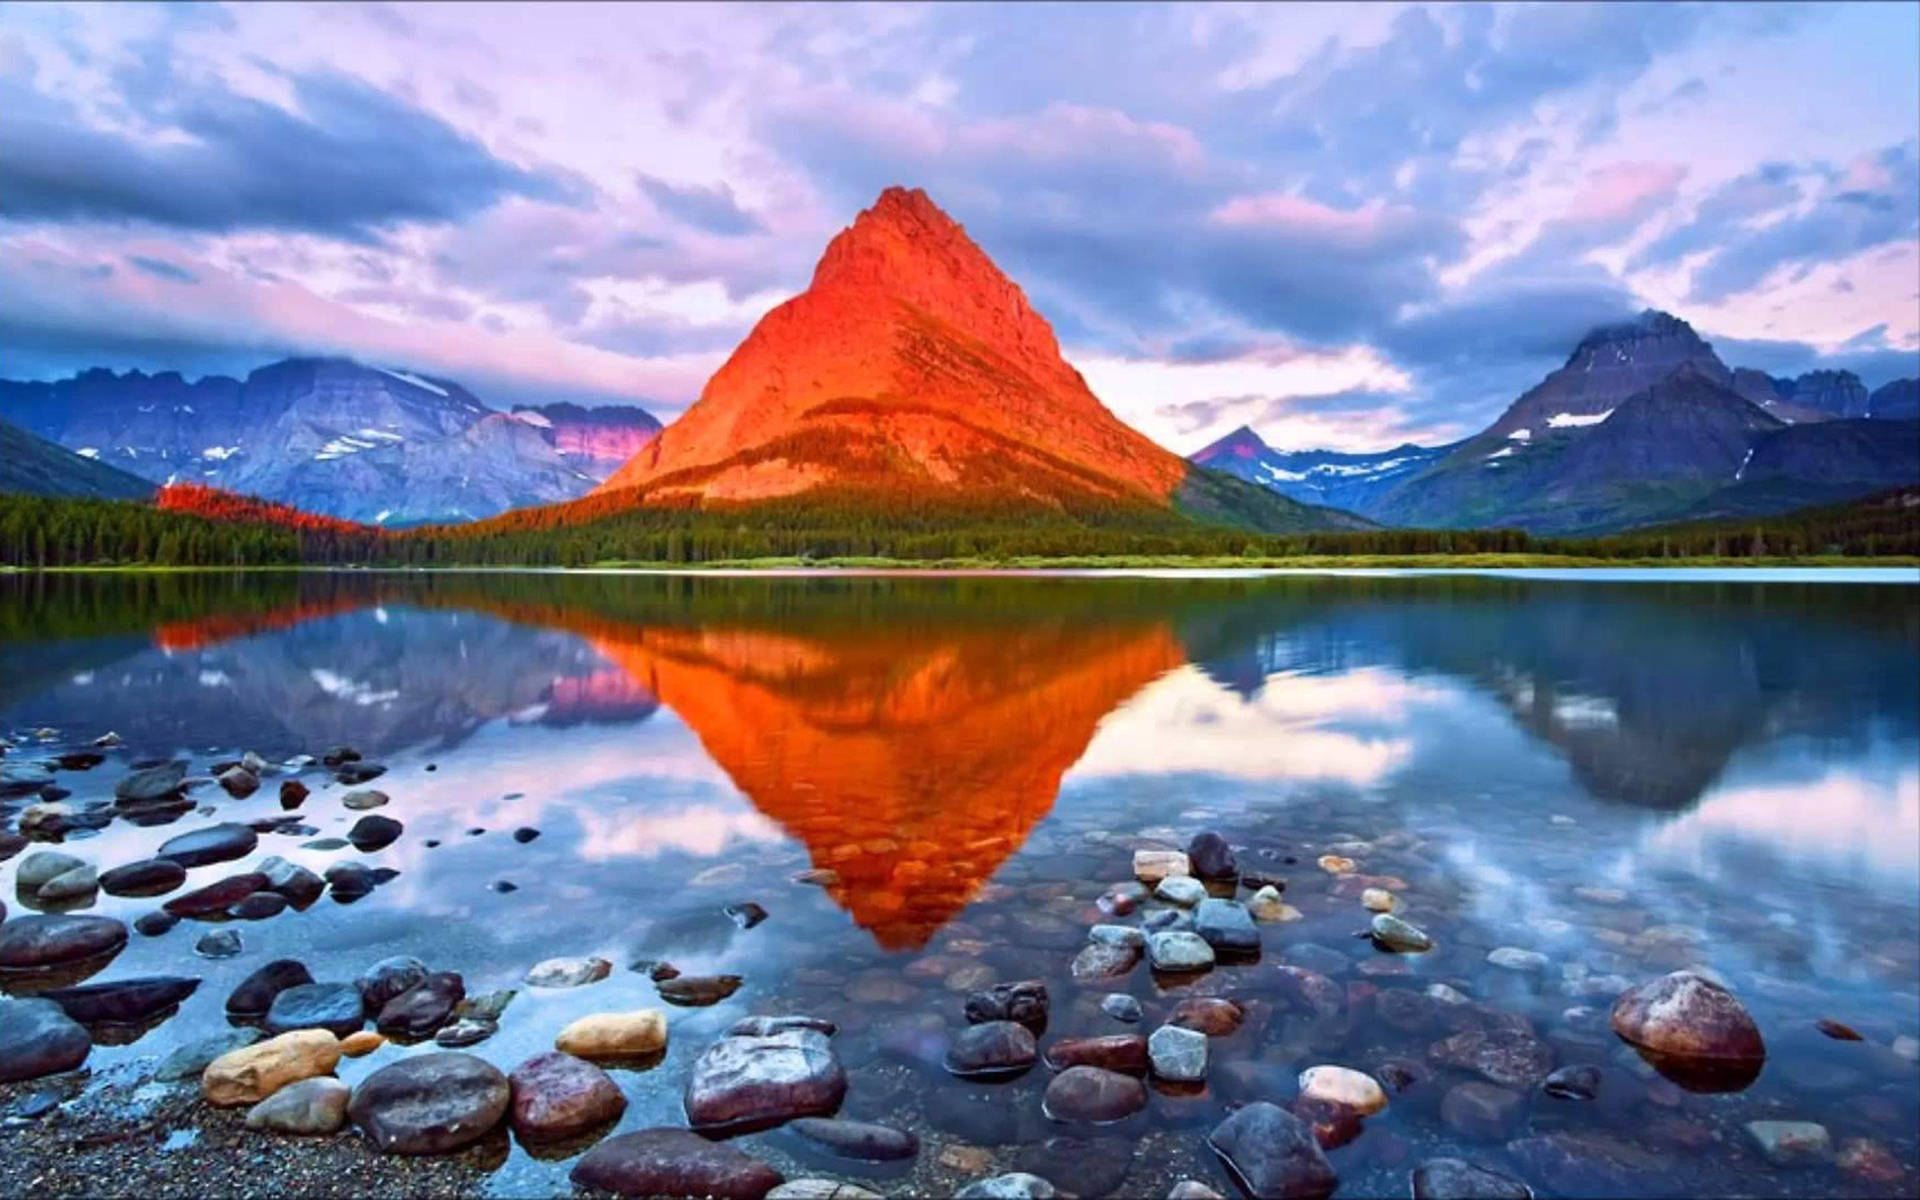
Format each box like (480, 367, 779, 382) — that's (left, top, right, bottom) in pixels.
(1, 486, 1914, 569)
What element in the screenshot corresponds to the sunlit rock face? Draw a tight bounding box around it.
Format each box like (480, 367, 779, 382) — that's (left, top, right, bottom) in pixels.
(581, 619, 1184, 949)
(593, 187, 1191, 511)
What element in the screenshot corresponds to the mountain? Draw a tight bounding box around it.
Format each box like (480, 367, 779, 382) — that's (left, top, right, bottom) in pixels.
(510, 402, 662, 478)
(584, 186, 1357, 534)
(1773, 369, 1870, 419)
(0, 361, 662, 525)
(0, 418, 155, 500)
(1190, 425, 1450, 512)
(1869, 378, 1920, 420)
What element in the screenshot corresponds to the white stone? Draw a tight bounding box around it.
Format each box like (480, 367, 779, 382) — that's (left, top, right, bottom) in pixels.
(1297, 1065, 1388, 1115)
(1132, 850, 1190, 883)
(1148, 1024, 1208, 1081)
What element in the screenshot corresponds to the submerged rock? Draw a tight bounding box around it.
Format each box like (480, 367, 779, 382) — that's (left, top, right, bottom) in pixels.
(1370, 913, 1433, 953)
(1440, 1081, 1524, 1141)
(99, 859, 187, 898)
(1071, 941, 1141, 982)
(686, 1022, 847, 1131)
(1042, 1066, 1145, 1123)
(266, 982, 366, 1037)
(1608, 971, 1765, 1090)
(1148, 1024, 1208, 1082)
(509, 1050, 627, 1142)
(571, 1127, 784, 1199)
(1410, 1158, 1533, 1199)
(526, 956, 612, 989)
(195, 929, 243, 959)
(41, 976, 199, 1027)
(0, 913, 128, 973)
(164, 872, 269, 917)
(1169, 997, 1245, 1037)
(1206, 1102, 1337, 1199)
(788, 1117, 919, 1161)
(0, 997, 91, 1082)
(1101, 994, 1142, 1024)
(1044, 1034, 1148, 1074)
(964, 979, 1049, 1028)
(1428, 1029, 1555, 1089)
(349, 1052, 509, 1155)
(946, 1020, 1038, 1080)
(1298, 1065, 1388, 1116)
(659, 974, 744, 1006)
(114, 762, 186, 804)
(1745, 1120, 1832, 1166)
(955, 1174, 1056, 1199)
(156, 1028, 262, 1081)
(1192, 898, 1259, 955)
(17, 850, 87, 892)
(155, 823, 258, 868)
(1147, 931, 1214, 972)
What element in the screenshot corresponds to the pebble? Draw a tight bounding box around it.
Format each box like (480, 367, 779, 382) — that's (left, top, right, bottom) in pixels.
(1246, 885, 1300, 922)
(1206, 1102, 1337, 1199)
(435, 1018, 496, 1047)
(217, 766, 260, 798)
(1088, 924, 1146, 948)
(658, 974, 744, 1006)
(340, 1030, 386, 1057)
(1361, 887, 1395, 912)
(1148, 1024, 1208, 1081)
(1098, 882, 1149, 915)
(1317, 855, 1356, 874)
(194, 929, 243, 959)
(1487, 947, 1551, 973)
(346, 815, 403, 852)
(555, 1010, 668, 1060)
(1168, 996, 1244, 1036)
(1410, 1158, 1532, 1199)
(1132, 850, 1189, 883)
(279, 780, 309, 809)
(1044, 1034, 1148, 1074)
(1146, 930, 1214, 972)
(1608, 970, 1765, 1085)
(571, 1128, 783, 1199)
(341, 789, 389, 810)
(358, 957, 429, 1009)
(964, 980, 1049, 1027)
(1070, 941, 1140, 982)
(1101, 994, 1142, 1023)
(257, 856, 325, 907)
(1192, 898, 1260, 955)
(1167, 1184, 1224, 1200)
(1298, 1065, 1388, 1115)
(1155, 875, 1206, 906)
(376, 972, 464, 1038)
(37, 863, 99, 901)
(525, 956, 613, 988)
(946, 1020, 1038, 1079)
(265, 982, 366, 1037)
(1815, 1018, 1863, 1041)
(685, 1020, 847, 1131)
(1187, 830, 1238, 879)
(203, 1029, 342, 1106)
(1745, 1120, 1832, 1166)
(1042, 1065, 1146, 1122)
(1369, 913, 1433, 952)
(155, 823, 257, 868)
(787, 1117, 919, 1161)
(134, 911, 179, 937)
(509, 1050, 627, 1142)
(156, 1028, 262, 1081)
(99, 858, 187, 898)
(1542, 1063, 1601, 1100)
(955, 1174, 1056, 1199)
(16, 850, 87, 892)
(349, 1052, 510, 1154)
(245, 1075, 350, 1135)
(0, 997, 91, 1083)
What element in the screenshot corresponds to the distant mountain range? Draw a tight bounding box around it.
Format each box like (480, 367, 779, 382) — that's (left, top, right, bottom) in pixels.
(1198, 310, 1918, 534)
(0, 360, 660, 524)
(0, 418, 155, 501)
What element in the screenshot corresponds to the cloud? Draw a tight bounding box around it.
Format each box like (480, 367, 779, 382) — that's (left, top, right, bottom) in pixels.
(637, 175, 764, 236)
(126, 254, 199, 284)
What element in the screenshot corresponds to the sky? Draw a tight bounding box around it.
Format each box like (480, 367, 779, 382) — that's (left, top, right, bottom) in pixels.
(2, 1, 1917, 453)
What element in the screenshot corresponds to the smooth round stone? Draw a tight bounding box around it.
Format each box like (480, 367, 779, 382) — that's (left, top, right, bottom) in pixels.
(1370, 913, 1433, 953)
(203, 1029, 342, 1107)
(526, 955, 613, 989)
(0, 762, 57, 795)
(156, 823, 258, 868)
(1317, 855, 1356, 874)
(99, 859, 187, 898)
(229, 892, 289, 920)
(1155, 876, 1207, 907)
(1207, 1102, 1337, 1200)
(1071, 942, 1141, 982)
(376, 972, 464, 1038)
(686, 1024, 848, 1131)
(114, 761, 185, 803)
(37, 864, 99, 901)
(1248, 886, 1302, 923)
(1101, 994, 1142, 1024)
(0, 997, 91, 1082)
(165, 873, 269, 917)
(40, 976, 199, 1026)
(0, 914, 128, 972)
(341, 789, 389, 810)
(217, 767, 260, 798)
(436, 1018, 497, 1048)
(1169, 997, 1244, 1036)
(266, 982, 366, 1037)
(195, 929, 243, 959)
(946, 1021, 1038, 1079)
(770, 1181, 883, 1200)
(335, 762, 387, 785)
(1361, 888, 1396, 913)
(1429, 1029, 1556, 1088)
(1440, 1081, 1525, 1141)
(134, 911, 179, 938)
(1192, 899, 1259, 955)
(956, 1174, 1057, 1199)
(1147, 931, 1214, 972)
(964, 980, 1049, 1027)
(245, 1075, 351, 1135)
(1746, 1120, 1832, 1166)
(1148, 1024, 1208, 1082)
(1410, 1158, 1533, 1199)
(1298, 1065, 1388, 1116)
(1043, 1066, 1146, 1122)
(17, 850, 87, 891)
(325, 863, 375, 901)
(1187, 830, 1238, 879)
(1488, 947, 1551, 973)
(156, 1028, 262, 1081)
(509, 1050, 627, 1142)
(1044, 1034, 1148, 1074)
(1088, 925, 1146, 949)
(1609, 971, 1765, 1083)
(658, 975, 744, 1006)
(227, 959, 315, 1018)
(1132, 851, 1190, 883)
(1543, 1064, 1602, 1100)
(788, 1116, 919, 1161)
(346, 815, 403, 852)
(341, 1031, 386, 1057)
(357, 956, 429, 1011)
(556, 1010, 668, 1060)
(279, 780, 309, 809)
(350, 1052, 509, 1155)
(571, 1127, 784, 1198)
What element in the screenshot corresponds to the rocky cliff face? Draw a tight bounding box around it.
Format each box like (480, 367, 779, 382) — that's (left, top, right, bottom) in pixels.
(511, 403, 662, 479)
(1774, 369, 1871, 420)
(1, 360, 660, 525)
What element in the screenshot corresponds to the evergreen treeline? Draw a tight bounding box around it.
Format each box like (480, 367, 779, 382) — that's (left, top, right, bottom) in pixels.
(1, 486, 1914, 568)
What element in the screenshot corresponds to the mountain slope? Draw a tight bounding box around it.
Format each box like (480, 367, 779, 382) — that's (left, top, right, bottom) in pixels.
(1869, 378, 1919, 420)
(1191, 425, 1448, 512)
(1, 361, 662, 525)
(0, 419, 155, 500)
(511, 402, 662, 478)
(586, 186, 1353, 533)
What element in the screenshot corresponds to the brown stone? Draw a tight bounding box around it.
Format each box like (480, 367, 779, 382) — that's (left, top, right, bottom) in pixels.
(510, 1051, 627, 1142)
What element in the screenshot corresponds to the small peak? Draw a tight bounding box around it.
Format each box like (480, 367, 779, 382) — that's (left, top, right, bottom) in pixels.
(1196, 424, 1271, 461)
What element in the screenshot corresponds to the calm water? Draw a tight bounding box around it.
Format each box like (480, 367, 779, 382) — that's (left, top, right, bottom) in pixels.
(2, 569, 1917, 1197)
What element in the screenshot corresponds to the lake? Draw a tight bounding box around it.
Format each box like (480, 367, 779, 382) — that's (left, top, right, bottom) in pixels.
(2, 568, 1916, 1197)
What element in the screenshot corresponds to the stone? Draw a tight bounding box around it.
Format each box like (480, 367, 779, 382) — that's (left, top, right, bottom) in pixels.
(357, 956, 429, 1011)
(203, 1029, 342, 1106)
(230, 892, 288, 920)
(99, 858, 186, 898)
(1170, 997, 1245, 1037)
(335, 762, 386, 785)
(340, 1031, 385, 1057)
(725, 901, 769, 929)
(965, 979, 1049, 1027)
(1361, 888, 1395, 912)
(227, 959, 315, 1018)
(1410, 1158, 1533, 1200)
(788, 1117, 919, 1160)
(156, 1028, 261, 1081)
(769, 1181, 883, 1200)
(1088, 924, 1147, 948)
(571, 1127, 784, 1198)
(1542, 1064, 1601, 1100)
(1506, 1132, 1662, 1197)
(658, 974, 745, 1006)
(685, 1023, 847, 1131)
(134, 911, 179, 937)
(0, 913, 127, 973)
(342, 789, 388, 810)
(1098, 882, 1149, 916)
(36, 863, 99, 901)
(217, 766, 260, 798)
(195, 929, 243, 959)
(1249, 886, 1302, 923)
(457, 989, 517, 1023)
(246, 1076, 351, 1135)
(1192, 898, 1260, 955)
(1440, 1081, 1524, 1141)
(509, 1050, 627, 1141)
(17, 850, 87, 891)
(321, 746, 361, 768)
(114, 761, 186, 803)
(1488, 947, 1550, 973)
(1298, 1065, 1387, 1115)
(266, 982, 366, 1037)
(1043, 1065, 1145, 1122)
(324, 863, 374, 901)
(1072, 942, 1141, 982)
(512, 827, 541, 843)
(156, 823, 257, 868)
(946, 1020, 1038, 1079)
(1317, 855, 1356, 874)
(1, 761, 57, 795)
(349, 1052, 509, 1155)
(279, 780, 309, 809)
(956, 1175, 1056, 1199)
(40, 976, 198, 1026)
(1143, 909, 1190, 932)
(436, 1018, 497, 1047)
(526, 955, 612, 988)
(556, 1010, 668, 1060)
(1045, 1034, 1149, 1073)
(1609, 971, 1765, 1088)
(1815, 1018, 1863, 1041)
(346, 814, 403, 852)
(1370, 913, 1433, 952)
(1187, 831, 1238, 879)
(1836, 1138, 1905, 1184)
(1207, 1102, 1337, 1199)
(1745, 1120, 1832, 1166)
(256, 856, 324, 907)
(1429, 1029, 1555, 1088)
(1102, 994, 1142, 1023)
(0, 997, 91, 1082)
(1167, 1184, 1225, 1200)
(1133, 850, 1190, 883)
(1155, 875, 1207, 906)
(376, 971, 464, 1038)
(164, 872, 269, 917)
(1149, 1024, 1208, 1082)
(1147, 930, 1214, 972)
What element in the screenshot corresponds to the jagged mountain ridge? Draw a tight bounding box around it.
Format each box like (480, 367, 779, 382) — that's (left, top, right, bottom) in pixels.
(0, 360, 662, 525)
(0, 418, 156, 500)
(1190, 426, 1452, 513)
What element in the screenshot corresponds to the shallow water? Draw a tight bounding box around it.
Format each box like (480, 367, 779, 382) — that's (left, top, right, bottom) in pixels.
(2, 569, 1916, 1196)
